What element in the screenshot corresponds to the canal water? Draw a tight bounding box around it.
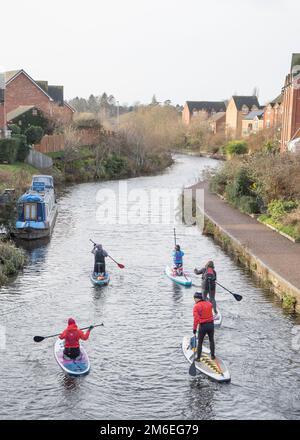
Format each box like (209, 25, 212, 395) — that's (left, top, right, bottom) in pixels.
(1, 154, 300, 420)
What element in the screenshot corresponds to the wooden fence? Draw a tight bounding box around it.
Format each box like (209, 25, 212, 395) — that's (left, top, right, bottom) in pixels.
(35, 134, 65, 154)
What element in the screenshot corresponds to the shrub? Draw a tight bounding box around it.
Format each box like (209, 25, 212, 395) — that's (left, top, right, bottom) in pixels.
(263, 140, 280, 154)
(225, 168, 252, 203)
(283, 207, 300, 227)
(103, 154, 128, 178)
(226, 140, 248, 156)
(8, 124, 21, 135)
(267, 199, 298, 222)
(25, 125, 44, 145)
(237, 195, 260, 214)
(0, 138, 19, 163)
(14, 134, 30, 162)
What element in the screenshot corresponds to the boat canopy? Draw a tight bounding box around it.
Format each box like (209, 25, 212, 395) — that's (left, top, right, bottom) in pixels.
(18, 193, 44, 204)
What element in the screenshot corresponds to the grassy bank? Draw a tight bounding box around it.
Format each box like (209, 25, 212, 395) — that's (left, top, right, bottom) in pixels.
(0, 162, 39, 194)
(258, 214, 300, 242)
(210, 150, 300, 242)
(48, 146, 173, 183)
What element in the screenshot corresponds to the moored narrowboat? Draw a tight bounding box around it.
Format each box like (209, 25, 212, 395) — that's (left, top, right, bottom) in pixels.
(15, 175, 58, 240)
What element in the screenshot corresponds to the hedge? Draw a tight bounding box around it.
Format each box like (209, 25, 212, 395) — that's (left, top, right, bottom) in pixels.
(0, 138, 19, 163)
(14, 134, 30, 162)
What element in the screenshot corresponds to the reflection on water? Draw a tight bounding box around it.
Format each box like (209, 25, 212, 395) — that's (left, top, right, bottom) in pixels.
(0, 155, 300, 420)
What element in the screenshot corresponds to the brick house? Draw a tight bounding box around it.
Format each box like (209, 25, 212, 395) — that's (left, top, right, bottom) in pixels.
(281, 54, 300, 152)
(226, 96, 260, 138)
(0, 73, 6, 138)
(263, 94, 283, 130)
(209, 112, 226, 134)
(242, 109, 264, 137)
(182, 101, 226, 125)
(4, 70, 75, 126)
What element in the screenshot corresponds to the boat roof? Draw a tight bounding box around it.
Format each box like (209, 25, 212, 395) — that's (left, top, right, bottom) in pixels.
(32, 175, 53, 179)
(18, 192, 44, 204)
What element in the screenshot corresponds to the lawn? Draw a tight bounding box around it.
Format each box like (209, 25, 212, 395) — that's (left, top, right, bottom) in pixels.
(258, 214, 300, 242)
(0, 162, 39, 174)
(0, 162, 40, 193)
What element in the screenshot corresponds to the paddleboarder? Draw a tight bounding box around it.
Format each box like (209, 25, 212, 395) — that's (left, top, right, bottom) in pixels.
(92, 243, 108, 275)
(193, 292, 215, 361)
(194, 260, 218, 317)
(173, 244, 184, 276)
(59, 318, 94, 359)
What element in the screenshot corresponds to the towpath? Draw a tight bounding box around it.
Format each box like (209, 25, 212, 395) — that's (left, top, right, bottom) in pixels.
(190, 181, 300, 291)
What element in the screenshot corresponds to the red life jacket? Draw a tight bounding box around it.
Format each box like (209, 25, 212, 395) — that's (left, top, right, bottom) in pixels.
(193, 300, 214, 330)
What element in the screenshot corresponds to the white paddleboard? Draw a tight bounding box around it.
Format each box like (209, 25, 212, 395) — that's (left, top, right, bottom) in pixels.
(54, 339, 90, 376)
(182, 335, 230, 383)
(165, 265, 192, 287)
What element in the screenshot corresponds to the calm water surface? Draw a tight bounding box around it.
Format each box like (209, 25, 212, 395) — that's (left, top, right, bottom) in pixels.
(1, 155, 300, 420)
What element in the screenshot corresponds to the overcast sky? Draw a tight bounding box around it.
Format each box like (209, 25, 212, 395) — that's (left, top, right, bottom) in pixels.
(1, 0, 299, 105)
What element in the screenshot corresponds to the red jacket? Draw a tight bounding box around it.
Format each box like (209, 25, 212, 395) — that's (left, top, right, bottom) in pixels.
(59, 324, 91, 348)
(193, 300, 214, 331)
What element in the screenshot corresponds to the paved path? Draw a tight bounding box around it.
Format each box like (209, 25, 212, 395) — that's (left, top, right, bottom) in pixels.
(191, 181, 300, 291)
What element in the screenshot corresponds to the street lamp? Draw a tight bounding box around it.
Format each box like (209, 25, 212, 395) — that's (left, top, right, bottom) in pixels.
(116, 100, 120, 128)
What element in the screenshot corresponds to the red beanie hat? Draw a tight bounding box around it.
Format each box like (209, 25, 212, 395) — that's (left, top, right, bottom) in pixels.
(68, 318, 76, 325)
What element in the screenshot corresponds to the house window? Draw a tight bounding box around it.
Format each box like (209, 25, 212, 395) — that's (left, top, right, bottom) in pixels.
(32, 109, 38, 116)
(242, 105, 249, 114)
(24, 203, 37, 221)
(266, 120, 270, 128)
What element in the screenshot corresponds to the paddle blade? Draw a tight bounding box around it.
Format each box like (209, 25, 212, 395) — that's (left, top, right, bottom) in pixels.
(117, 263, 125, 269)
(234, 293, 243, 301)
(189, 361, 197, 377)
(33, 336, 44, 342)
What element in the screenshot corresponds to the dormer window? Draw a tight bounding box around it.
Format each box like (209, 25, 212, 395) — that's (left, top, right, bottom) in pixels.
(242, 105, 249, 114)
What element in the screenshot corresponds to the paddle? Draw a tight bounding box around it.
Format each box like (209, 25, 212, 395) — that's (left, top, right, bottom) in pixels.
(189, 334, 197, 377)
(192, 280, 242, 302)
(89, 239, 125, 269)
(215, 281, 243, 302)
(108, 255, 125, 269)
(33, 323, 104, 343)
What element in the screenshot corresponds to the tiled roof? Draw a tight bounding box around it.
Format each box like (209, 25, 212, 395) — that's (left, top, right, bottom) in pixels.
(209, 111, 226, 122)
(232, 96, 260, 110)
(4, 70, 22, 82)
(48, 85, 64, 106)
(270, 94, 283, 105)
(291, 53, 300, 70)
(186, 101, 226, 113)
(243, 109, 264, 120)
(7, 105, 36, 121)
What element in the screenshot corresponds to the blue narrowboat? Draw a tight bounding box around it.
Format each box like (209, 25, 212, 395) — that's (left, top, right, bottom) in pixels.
(16, 175, 58, 240)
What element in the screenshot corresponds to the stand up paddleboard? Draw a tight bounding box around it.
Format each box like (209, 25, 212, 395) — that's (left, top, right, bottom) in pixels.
(54, 339, 90, 376)
(182, 336, 230, 383)
(90, 272, 110, 286)
(165, 265, 192, 287)
(213, 309, 222, 328)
